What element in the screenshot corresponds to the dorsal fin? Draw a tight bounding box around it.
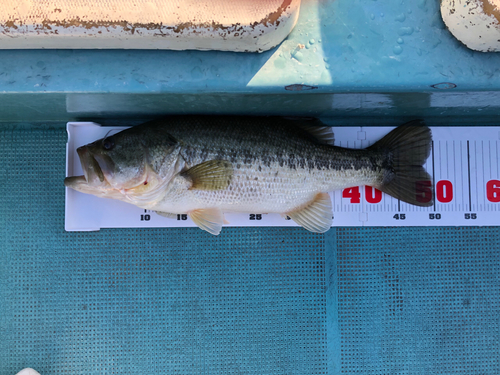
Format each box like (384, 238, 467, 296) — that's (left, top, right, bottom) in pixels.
(286, 118, 335, 146)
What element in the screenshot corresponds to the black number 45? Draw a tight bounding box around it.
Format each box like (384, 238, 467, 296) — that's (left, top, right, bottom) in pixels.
(393, 214, 406, 220)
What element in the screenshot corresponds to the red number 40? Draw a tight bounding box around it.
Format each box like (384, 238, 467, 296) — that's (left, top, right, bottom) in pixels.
(342, 186, 382, 204)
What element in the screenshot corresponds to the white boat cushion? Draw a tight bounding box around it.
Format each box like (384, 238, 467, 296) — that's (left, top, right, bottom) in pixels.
(441, 0, 500, 52)
(0, 0, 301, 52)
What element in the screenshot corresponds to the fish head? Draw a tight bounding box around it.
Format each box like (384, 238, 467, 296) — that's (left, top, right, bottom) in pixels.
(64, 125, 181, 201)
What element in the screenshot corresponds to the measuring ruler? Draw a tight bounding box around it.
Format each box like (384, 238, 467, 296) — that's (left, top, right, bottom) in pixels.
(65, 123, 500, 231)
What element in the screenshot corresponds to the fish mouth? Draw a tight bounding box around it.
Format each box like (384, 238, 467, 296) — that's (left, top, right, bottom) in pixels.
(64, 174, 120, 198)
(64, 175, 87, 187)
(64, 146, 107, 192)
(76, 146, 105, 184)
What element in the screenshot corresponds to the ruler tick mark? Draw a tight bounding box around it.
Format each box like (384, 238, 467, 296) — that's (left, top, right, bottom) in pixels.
(475, 140, 478, 212)
(446, 141, 449, 179)
(432, 140, 436, 211)
(467, 140, 472, 212)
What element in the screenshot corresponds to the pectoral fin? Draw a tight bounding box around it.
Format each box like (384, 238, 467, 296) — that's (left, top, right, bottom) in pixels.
(189, 208, 224, 235)
(286, 193, 333, 233)
(182, 160, 233, 191)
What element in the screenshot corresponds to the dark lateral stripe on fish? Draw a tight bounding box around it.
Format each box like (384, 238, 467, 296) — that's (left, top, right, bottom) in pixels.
(185, 144, 388, 173)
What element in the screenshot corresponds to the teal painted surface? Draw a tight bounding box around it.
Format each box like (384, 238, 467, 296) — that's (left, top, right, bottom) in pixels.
(2, 92, 500, 125)
(1, 0, 500, 121)
(0, 0, 499, 93)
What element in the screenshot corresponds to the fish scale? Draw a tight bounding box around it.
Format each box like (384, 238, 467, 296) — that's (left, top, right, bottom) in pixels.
(153, 117, 382, 214)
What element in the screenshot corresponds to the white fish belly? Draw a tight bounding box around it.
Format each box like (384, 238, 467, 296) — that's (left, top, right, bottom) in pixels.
(154, 163, 379, 214)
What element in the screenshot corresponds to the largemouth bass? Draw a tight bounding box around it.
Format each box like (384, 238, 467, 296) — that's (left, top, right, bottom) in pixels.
(64, 116, 433, 235)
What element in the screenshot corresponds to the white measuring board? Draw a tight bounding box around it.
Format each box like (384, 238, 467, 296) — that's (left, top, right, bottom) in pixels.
(65, 122, 500, 231)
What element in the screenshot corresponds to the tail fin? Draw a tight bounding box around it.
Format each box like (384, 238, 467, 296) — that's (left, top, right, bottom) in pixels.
(369, 120, 433, 207)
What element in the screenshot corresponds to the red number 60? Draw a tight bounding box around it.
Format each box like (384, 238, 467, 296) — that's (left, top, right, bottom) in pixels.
(486, 180, 500, 202)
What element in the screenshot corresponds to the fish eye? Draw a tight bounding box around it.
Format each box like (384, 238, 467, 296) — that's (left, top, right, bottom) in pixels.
(102, 137, 115, 151)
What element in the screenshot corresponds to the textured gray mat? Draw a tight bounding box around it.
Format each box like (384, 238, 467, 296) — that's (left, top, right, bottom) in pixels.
(0, 128, 499, 374)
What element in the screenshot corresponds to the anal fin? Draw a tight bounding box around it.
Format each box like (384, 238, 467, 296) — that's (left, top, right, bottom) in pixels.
(188, 208, 224, 235)
(286, 193, 333, 233)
